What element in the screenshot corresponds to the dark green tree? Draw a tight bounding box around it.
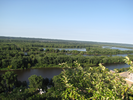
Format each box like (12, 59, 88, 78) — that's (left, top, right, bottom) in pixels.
(28, 75, 44, 89)
(1, 71, 17, 92)
(0, 75, 5, 93)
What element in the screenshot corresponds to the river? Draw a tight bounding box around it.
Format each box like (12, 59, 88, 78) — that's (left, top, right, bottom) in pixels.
(0, 68, 63, 82)
(0, 46, 132, 82)
(0, 63, 130, 82)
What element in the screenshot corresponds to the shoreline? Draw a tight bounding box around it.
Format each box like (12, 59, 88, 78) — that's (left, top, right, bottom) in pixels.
(0, 63, 96, 71)
(0, 62, 128, 71)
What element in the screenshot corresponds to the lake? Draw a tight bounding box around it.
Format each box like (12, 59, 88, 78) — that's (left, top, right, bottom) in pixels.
(0, 63, 130, 82)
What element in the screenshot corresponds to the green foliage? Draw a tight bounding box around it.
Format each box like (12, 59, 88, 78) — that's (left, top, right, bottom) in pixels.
(7, 65, 12, 69)
(1, 58, 133, 99)
(86, 46, 133, 55)
(114, 67, 130, 73)
(52, 62, 133, 99)
(0, 86, 40, 100)
(0, 75, 5, 93)
(28, 75, 44, 89)
(0, 38, 133, 70)
(1, 37, 133, 99)
(124, 56, 133, 73)
(1, 71, 17, 92)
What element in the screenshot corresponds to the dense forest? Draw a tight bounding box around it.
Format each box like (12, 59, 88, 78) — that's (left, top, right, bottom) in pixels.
(0, 36, 133, 99)
(0, 37, 133, 70)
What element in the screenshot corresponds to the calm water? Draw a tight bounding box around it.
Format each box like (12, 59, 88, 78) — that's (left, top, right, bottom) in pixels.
(105, 63, 130, 70)
(44, 48, 86, 51)
(0, 63, 130, 82)
(102, 46, 133, 51)
(0, 68, 63, 82)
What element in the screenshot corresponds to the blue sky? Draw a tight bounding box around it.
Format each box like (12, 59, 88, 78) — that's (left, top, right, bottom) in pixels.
(0, 0, 133, 44)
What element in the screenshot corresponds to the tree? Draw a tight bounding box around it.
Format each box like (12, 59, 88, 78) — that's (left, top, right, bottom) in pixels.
(11, 58, 23, 69)
(1, 71, 17, 92)
(124, 56, 133, 73)
(0, 75, 5, 93)
(28, 75, 44, 89)
(52, 61, 133, 99)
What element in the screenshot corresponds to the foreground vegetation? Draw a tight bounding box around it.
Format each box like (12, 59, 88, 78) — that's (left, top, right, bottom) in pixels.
(0, 57, 133, 99)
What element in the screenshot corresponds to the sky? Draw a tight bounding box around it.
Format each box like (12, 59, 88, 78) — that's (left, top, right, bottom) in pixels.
(0, 0, 133, 44)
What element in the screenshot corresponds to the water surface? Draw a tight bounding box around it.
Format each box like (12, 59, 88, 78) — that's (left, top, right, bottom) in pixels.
(105, 63, 130, 70)
(0, 68, 63, 82)
(0, 63, 130, 82)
